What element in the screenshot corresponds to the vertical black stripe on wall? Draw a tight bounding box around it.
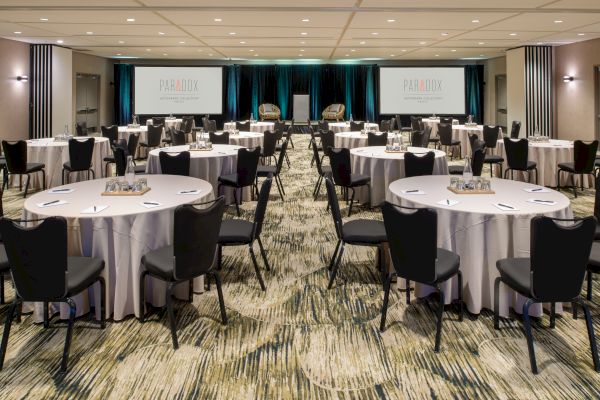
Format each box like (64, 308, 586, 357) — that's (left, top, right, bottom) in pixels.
(524, 46, 553, 137)
(30, 44, 53, 138)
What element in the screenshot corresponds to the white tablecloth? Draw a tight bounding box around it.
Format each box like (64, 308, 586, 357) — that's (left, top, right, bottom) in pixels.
(146, 144, 251, 204)
(422, 118, 459, 137)
(22, 175, 214, 321)
(451, 125, 484, 157)
(495, 139, 594, 188)
(334, 131, 369, 149)
(227, 131, 264, 149)
(12, 137, 110, 190)
(118, 126, 151, 158)
(386, 175, 572, 316)
(223, 121, 274, 133)
(147, 118, 182, 130)
(328, 122, 379, 133)
(350, 146, 448, 206)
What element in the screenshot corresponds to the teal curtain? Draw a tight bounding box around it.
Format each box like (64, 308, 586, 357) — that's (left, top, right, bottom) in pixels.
(114, 63, 133, 125)
(365, 65, 375, 122)
(344, 66, 356, 121)
(465, 65, 484, 123)
(276, 66, 292, 120)
(226, 65, 241, 121)
(309, 65, 321, 120)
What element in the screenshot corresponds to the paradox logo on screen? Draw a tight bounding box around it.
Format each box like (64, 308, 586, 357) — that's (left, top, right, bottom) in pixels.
(403, 79, 442, 93)
(159, 79, 200, 93)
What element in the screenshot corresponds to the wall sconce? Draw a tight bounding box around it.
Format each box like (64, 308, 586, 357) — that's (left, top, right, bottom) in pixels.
(16, 75, 28, 82)
(563, 75, 574, 83)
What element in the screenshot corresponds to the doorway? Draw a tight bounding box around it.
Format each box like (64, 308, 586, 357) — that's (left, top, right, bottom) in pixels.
(495, 74, 507, 130)
(76, 73, 100, 134)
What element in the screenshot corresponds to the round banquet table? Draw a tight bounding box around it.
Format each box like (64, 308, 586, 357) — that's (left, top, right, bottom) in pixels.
(12, 137, 110, 190)
(147, 118, 182, 130)
(334, 131, 369, 149)
(350, 146, 448, 206)
(22, 175, 214, 321)
(118, 125, 153, 158)
(146, 144, 251, 204)
(421, 118, 459, 137)
(328, 122, 379, 133)
(226, 131, 264, 149)
(386, 175, 572, 316)
(451, 125, 485, 157)
(223, 121, 274, 133)
(495, 139, 594, 188)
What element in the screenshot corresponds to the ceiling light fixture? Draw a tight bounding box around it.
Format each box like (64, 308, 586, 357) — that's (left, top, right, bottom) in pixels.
(387, 19, 396, 23)
(118, 40, 125, 44)
(254, 54, 258, 56)
(302, 18, 310, 22)
(563, 75, 574, 82)
(240, 41, 246, 44)
(40, 18, 48, 21)
(451, 49, 457, 52)
(351, 49, 356, 52)
(300, 49, 305, 52)
(301, 32, 308, 35)
(14, 31, 21, 34)
(163, 53, 168, 56)
(472, 19, 479, 23)
(441, 32, 449, 36)
(509, 33, 517, 36)
(371, 32, 379, 35)
(249, 49, 254, 52)
(390, 54, 395, 57)
(435, 54, 440, 57)
(126, 18, 135, 22)
(300, 41, 306, 44)
(146, 48, 151, 51)
(345, 54, 349, 56)
(359, 41, 366, 45)
(419, 41, 426, 45)
(86, 31, 93, 35)
(229, 32, 236, 35)
(478, 42, 485, 45)
(158, 32, 165, 35)
(578, 33, 586, 36)
(179, 41, 185, 44)
(57, 40, 64, 44)
(554, 20, 563, 23)
(214, 18, 222, 22)
(401, 49, 407, 52)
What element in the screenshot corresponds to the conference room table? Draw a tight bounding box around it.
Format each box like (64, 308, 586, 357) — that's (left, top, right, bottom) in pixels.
(22, 175, 214, 321)
(227, 131, 264, 149)
(328, 122, 379, 133)
(386, 175, 572, 317)
(451, 124, 485, 157)
(10, 137, 110, 190)
(495, 139, 594, 188)
(223, 121, 274, 133)
(146, 144, 252, 204)
(350, 146, 448, 206)
(421, 118, 459, 137)
(118, 125, 150, 158)
(147, 118, 182, 130)
(334, 131, 370, 149)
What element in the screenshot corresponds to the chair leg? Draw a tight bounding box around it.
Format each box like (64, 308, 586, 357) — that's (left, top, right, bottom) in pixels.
(327, 243, 345, 289)
(233, 189, 240, 217)
(588, 270, 593, 301)
(275, 175, 285, 200)
(348, 188, 355, 217)
(217, 245, 222, 271)
(328, 240, 341, 271)
(434, 286, 445, 352)
(139, 271, 148, 322)
(98, 277, 106, 329)
(278, 175, 286, 196)
(379, 274, 393, 332)
(41, 169, 46, 190)
(188, 279, 194, 303)
(213, 272, 227, 325)
(249, 246, 266, 291)
(571, 173, 578, 198)
(0, 300, 17, 370)
(43, 301, 49, 328)
(313, 175, 322, 200)
(0, 274, 4, 304)
(166, 282, 179, 349)
(577, 299, 600, 372)
(23, 174, 30, 198)
(257, 237, 270, 271)
(456, 271, 463, 321)
(550, 302, 556, 329)
(494, 277, 502, 330)
(522, 299, 538, 374)
(61, 298, 76, 372)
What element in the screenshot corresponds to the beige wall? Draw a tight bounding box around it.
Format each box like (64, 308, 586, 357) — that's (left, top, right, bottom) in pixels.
(0, 37, 29, 141)
(507, 47, 527, 137)
(555, 38, 600, 141)
(72, 51, 114, 131)
(483, 56, 506, 125)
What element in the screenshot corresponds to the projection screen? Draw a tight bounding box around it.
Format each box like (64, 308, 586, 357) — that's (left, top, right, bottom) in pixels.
(379, 67, 466, 115)
(134, 66, 222, 115)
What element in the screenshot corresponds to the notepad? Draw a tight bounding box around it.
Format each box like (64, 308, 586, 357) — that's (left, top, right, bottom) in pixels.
(437, 199, 459, 207)
(176, 189, 202, 195)
(36, 200, 68, 208)
(81, 205, 109, 214)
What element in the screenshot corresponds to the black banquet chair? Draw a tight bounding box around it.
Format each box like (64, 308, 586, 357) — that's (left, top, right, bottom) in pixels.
(557, 140, 598, 198)
(510, 121, 522, 139)
(139, 197, 226, 349)
(236, 121, 251, 132)
(483, 125, 504, 177)
(101, 125, 118, 145)
(494, 216, 598, 374)
(367, 132, 388, 147)
(380, 202, 463, 352)
(139, 124, 164, 156)
(1, 140, 46, 198)
(503, 138, 538, 184)
(0, 216, 106, 372)
(159, 151, 190, 176)
(218, 177, 273, 292)
(62, 137, 95, 184)
(325, 178, 387, 290)
(311, 139, 331, 200)
(449, 148, 486, 176)
(218, 147, 261, 216)
(260, 131, 278, 165)
(0, 233, 10, 305)
(209, 131, 230, 145)
(171, 129, 187, 146)
(404, 151, 435, 177)
(329, 147, 371, 216)
(438, 123, 461, 160)
(350, 121, 365, 131)
(257, 139, 288, 200)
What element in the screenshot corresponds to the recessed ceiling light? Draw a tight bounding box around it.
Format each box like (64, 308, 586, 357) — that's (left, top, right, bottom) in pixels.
(163, 53, 168, 56)
(40, 18, 48, 21)
(299, 54, 303, 56)
(536, 42, 543, 45)
(478, 42, 485, 45)
(126, 18, 135, 22)
(118, 40, 125, 44)
(229, 32, 236, 35)
(301, 18, 310, 22)
(301, 32, 308, 35)
(300, 49, 305, 52)
(86, 31, 93, 35)
(451, 49, 457, 52)
(146, 48, 151, 51)
(14, 31, 21, 34)
(214, 18, 222, 22)
(179, 41, 185, 44)
(254, 54, 258, 56)
(441, 32, 449, 36)
(249, 49, 254, 52)
(351, 49, 356, 52)
(116, 53, 122, 56)
(387, 19, 396, 23)
(345, 54, 349, 56)
(509, 33, 517, 36)
(197, 49, 203, 52)
(401, 49, 407, 52)
(578, 33, 586, 36)
(158, 32, 165, 35)
(390, 54, 395, 57)
(240, 41, 246, 44)
(435, 54, 440, 57)
(57, 40, 64, 44)
(300, 41, 306, 44)
(419, 41, 427, 45)
(359, 41, 366, 45)
(371, 32, 379, 35)
(209, 53, 214, 56)
(480, 54, 485, 57)
(554, 20, 563, 23)
(472, 19, 479, 23)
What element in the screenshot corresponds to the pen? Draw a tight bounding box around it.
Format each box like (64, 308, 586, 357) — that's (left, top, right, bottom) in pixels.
(143, 202, 159, 206)
(52, 188, 70, 192)
(446, 199, 450, 205)
(93, 206, 96, 212)
(406, 189, 419, 193)
(534, 199, 553, 203)
(498, 203, 514, 209)
(531, 188, 543, 192)
(42, 200, 59, 206)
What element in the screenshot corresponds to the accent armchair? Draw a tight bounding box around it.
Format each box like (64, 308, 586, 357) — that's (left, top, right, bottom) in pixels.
(259, 103, 281, 121)
(322, 104, 345, 121)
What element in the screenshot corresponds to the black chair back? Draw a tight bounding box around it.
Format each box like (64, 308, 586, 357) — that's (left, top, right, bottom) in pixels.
(324, 177, 343, 240)
(0, 217, 67, 300)
(410, 131, 424, 147)
(113, 146, 127, 176)
(318, 120, 329, 132)
(440, 117, 453, 124)
(350, 121, 364, 131)
(236, 147, 261, 186)
(595, 173, 600, 221)
(420, 126, 432, 148)
(275, 139, 289, 174)
(404, 151, 435, 177)
(76, 122, 87, 136)
(159, 151, 190, 176)
(510, 121, 521, 139)
(530, 216, 595, 302)
(380, 120, 391, 133)
(236, 121, 251, 131)
(468, 133, 484, 153)
(262, 131, 277, 157)
(209, 131, 229, 145)
(152, 117, 166, 127)
(329, 148, 352, 187)
(367, 132, 388, 146)
(173, 197, 226, 281)
(573, 140, 599, 173)
(472, 148, 486, 176)
(172, 130, 187, 146)
(2, 141, 28, 174)
(382, 202, 437, 283)
(483, 125, 501, 149)
(320, 130, 335, 157)
(504, 138, 529, 170)
(311, 139, 326, 176)
(101, 125, 118, 144)
(181, 116, 194, 133)
(410, 116, 422, 132)
(147, 124, 163, 147)
(127, 133, 140, 158)
(204, 119, 217, 133)
(438, 123, 453, 146)
(274, 120, 286, 140)
(68, 138, 95, 171)
(395, 115, 403, 132)
(252, 177, 273, 239)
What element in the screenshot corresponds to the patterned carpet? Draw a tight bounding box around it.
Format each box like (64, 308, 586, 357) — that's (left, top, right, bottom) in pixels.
(0, 134, 600, 399)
